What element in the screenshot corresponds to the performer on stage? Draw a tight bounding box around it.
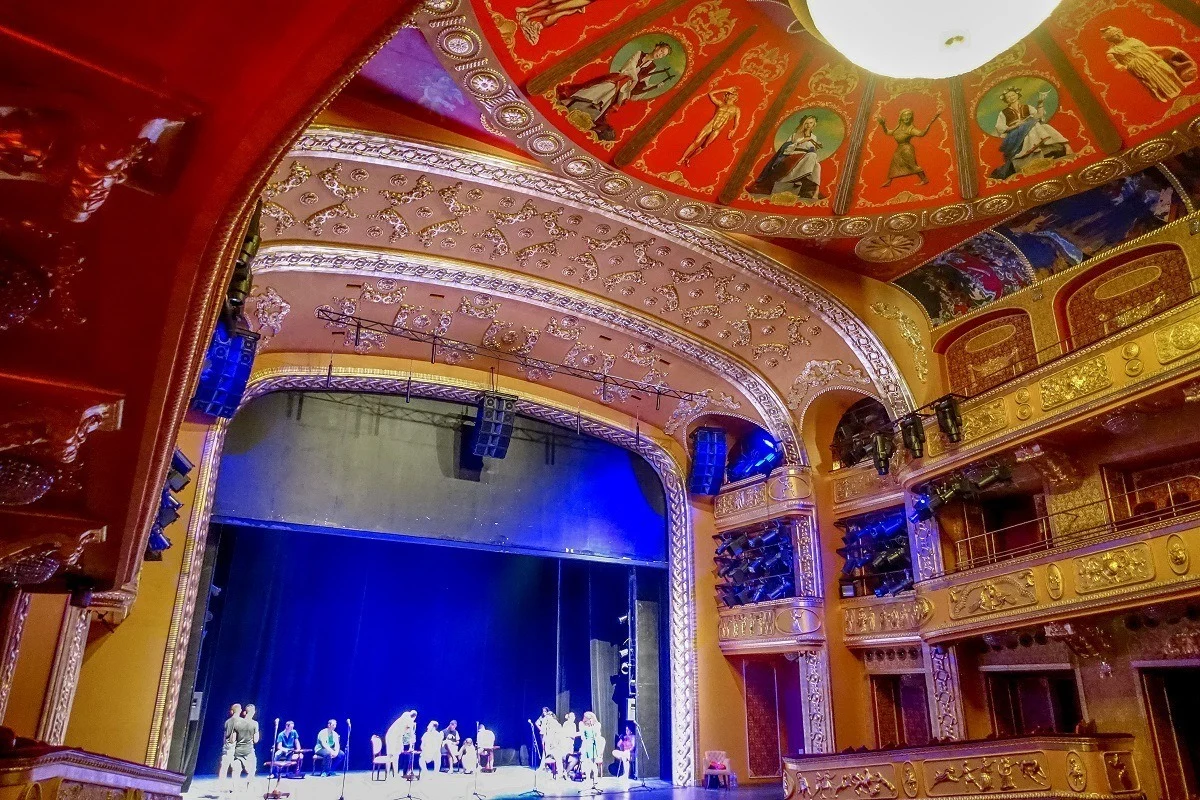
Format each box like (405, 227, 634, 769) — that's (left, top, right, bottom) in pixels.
(536, 708, 565, 779)
(443, 720, 463, 772)
(273, 720, 303, 774)
(218, 703, 242, 790)
(314, 719, 344, 777)
(579, 712, 603, 782)
(388, 710, 419, 776)
(231, 704, 261, 790)
(561, 712, 580, 779)
(477, 724, 496, 772)
(612, 721, 638, 780)
(460, 738, 479, 774)
(420, 721, 443, 775)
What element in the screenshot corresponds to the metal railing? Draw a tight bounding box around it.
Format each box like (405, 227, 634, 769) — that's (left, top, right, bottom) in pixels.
(950, 476, 1200, 573)
(959, 276, 1200, 399)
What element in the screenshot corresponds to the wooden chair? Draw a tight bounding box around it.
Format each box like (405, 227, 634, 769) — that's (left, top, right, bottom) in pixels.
(371, 735, 394, 781)
(702, 750, 735, 789)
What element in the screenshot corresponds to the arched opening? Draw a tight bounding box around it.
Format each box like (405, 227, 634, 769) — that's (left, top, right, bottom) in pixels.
(828, 396, 891, 472)
(934, 309, 1038, 396)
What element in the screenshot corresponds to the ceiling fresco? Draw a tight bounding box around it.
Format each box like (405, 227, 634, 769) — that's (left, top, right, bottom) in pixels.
(252, 129, 917, 461)
(406, 0, 1200, 241)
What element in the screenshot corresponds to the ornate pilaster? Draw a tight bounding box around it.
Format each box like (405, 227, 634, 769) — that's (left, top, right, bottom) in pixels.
(798, 647, 834, 754)
(924, 644, 965, 741)
(36, 603, 91, 744)
(0, 587, 31, 721)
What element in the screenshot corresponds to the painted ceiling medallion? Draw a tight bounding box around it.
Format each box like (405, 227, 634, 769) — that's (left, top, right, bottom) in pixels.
(793, 0, 1063, 79)
(854, 232, 924, 263)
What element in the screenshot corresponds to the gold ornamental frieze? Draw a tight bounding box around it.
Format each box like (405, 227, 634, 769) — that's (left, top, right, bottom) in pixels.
(948, 570, 1037, 620)
(1155, 312, 1200, 364)
(844, 596, 933, 639)
(1074, 543, 1155, 594)
(1039, 356, 1112, 411)
(960, 398, 1008, 442)
(714, 465, 814, 529)
(783, 735, 1138, 800)
(718, 600, 823, 653)
(832, 464, 900, 507)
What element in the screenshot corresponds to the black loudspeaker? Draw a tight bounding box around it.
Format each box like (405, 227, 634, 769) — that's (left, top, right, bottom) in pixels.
(688, 427, 727, 496)
(471, 393, 517, 458)
(190, 322, 260, 419)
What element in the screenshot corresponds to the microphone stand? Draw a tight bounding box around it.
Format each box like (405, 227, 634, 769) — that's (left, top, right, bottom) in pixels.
(265, 718, 289, 800)
(626, 733, 651, 793)
(518, 720, 545, 798)
(469, 722, 486, 800)
(397, 725, 425, 800)
(337, 719, 351, 800)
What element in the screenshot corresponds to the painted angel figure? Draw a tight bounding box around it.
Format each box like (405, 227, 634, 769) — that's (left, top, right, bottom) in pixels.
(989, 86, 1071, 180)
(1101, 26, 1197, 102)
(877, 109, 939, 186)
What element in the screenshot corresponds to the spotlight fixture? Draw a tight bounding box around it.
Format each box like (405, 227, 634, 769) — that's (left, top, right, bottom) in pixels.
(871, 431, 896, 476)
(972, 462, 1012, 491)
(933, 396, 963, 443)
(899, 413, 926, 459)
(145, 447, 194, 561)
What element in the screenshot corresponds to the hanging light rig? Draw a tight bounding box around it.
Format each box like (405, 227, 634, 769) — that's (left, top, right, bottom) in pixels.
(843, 394, 964, 477)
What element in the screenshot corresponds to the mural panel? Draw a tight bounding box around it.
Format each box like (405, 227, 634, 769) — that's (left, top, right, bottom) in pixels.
(941, 311, 1039, 395)
(855, 79, 955, 210)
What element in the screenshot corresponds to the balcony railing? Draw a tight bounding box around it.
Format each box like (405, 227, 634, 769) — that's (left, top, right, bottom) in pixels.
(949, 477, 1200, 573)
(960, 276, 1200, 399)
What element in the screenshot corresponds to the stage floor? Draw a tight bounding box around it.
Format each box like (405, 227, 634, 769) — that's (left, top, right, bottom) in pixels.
(186, 768, 778, 800)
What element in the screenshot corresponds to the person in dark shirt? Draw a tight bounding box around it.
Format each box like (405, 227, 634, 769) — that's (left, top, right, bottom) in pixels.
(443, 720, 463, 772)
(218, 703, 242, 791)
(274, 720, 303, 775)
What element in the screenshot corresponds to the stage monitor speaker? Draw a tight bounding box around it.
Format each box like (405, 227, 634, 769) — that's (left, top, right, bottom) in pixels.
(688, 426, 726, 496)
(190, 321, 260, 419)
(471, 393, 517, 458)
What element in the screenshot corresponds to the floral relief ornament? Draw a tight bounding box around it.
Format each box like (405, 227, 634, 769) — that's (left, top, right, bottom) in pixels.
(249, 287, 291, 348)
(869, 302, 928, 383)
(787, 359, 872, 408)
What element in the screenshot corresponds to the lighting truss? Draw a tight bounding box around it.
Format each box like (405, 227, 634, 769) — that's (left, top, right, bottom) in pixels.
(316, 308, 710, 404)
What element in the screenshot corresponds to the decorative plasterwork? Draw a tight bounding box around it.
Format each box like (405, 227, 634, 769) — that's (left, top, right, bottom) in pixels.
(36, 603, 91, 745)
(149, 366, 699, 784)
(717, 599, 823, 654)
(256, 243, 802, 461)
(798, 647, 834, 754)
(843, 596, 932, 642)
(925, 644, 964, 741)
(0, 590, 30, 722)
(284, 129, 914, 418)
(413, 4, 1200, 239)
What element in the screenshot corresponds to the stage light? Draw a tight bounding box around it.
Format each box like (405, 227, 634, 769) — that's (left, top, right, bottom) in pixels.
(617, 613, 630, 625)
(900, 413, 926, 459)
(167, 449, 194, 493)
(973, 462, 1011, 491)
(909, 488, 944, 523)
(766, 576, 793, 601)
(156, 493, 183, 529)
(748, 527, 782, 549)
(726, 428, 783, 482)
(933, 396, 963, 443)
(871, 431, 896, 476)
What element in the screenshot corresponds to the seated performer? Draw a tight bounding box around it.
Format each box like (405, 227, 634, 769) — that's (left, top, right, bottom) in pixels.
(273, 721, 303, 776)
(460, 738, 479, 774)
(314, 719, 345, 777)
(476, 724, 497, 772)
(420, 721, 443, 775)
(612, 722, 638, 780)
(443, 720, 463, 772)
(560, 712, 580, 778)
(536, 708, 566, 779)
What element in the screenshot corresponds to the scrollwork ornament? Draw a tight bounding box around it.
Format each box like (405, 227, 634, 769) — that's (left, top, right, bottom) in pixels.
(1168, 534, 1190, 575)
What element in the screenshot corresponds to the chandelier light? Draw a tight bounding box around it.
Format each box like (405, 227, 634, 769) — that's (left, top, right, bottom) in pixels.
(794, 0, 1063, 79)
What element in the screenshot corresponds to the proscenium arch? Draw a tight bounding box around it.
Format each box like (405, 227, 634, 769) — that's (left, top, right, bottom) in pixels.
(289, 128, 916, 420)
(150, 364, 698, 784)
(254, 242, 806, 462)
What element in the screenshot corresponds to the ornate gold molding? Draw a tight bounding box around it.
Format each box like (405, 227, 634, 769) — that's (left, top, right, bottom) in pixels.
(713, 466, 814, 529)
(0, 590, 30, 722)
(149, 365, 700, 783)
(1039, 357, 1113, 411)
(948, 571, 1037, 620)
(1154, 311, 1200, 364)
(843, 596, 932, 642)
(831, 464, 902, 508)
(36, 603, 91, 745)
(1074, 544, 1155, 594)
(799, 648, 834, 754)
(717, 600, 823, 654)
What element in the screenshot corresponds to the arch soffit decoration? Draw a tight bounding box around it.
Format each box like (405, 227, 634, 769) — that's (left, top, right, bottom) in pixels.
(150, 365, 698, 782)
(265, 129, 914, 433)
(256, 243, 805, 461)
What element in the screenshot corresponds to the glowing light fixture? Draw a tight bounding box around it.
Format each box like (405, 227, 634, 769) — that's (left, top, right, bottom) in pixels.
(794, 0, 1063, 79)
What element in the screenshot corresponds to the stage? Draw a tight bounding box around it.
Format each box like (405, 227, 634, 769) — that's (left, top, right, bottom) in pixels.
(185, 767, 771, 800)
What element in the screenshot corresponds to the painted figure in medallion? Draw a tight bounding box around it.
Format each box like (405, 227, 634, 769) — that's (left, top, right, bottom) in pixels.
(986, 85, 1071, 180)
(745, 114, 825, 199)
(1101, 26, 1197, 102)
(515, 0, 601, 45)
(556, 38, 681, 141)
(877, 109, 940, 186)
(679, 87, 742, 166)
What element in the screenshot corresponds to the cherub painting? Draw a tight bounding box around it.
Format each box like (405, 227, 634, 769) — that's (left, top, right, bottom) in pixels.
(555, 35, 685, 141)
(977, 79, 1072, 180)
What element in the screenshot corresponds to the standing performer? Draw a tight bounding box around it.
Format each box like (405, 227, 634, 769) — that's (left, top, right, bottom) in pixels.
(578, 712, 603, 782)
(314, 719, 344, 777)
(679, 88, 741, 167)
(218, 703, 242, 791)
(477, 724, 497, 772)
(536, 708, 565, 778)
(231, 704, 261, 790)
(420, 721, 444, 775)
